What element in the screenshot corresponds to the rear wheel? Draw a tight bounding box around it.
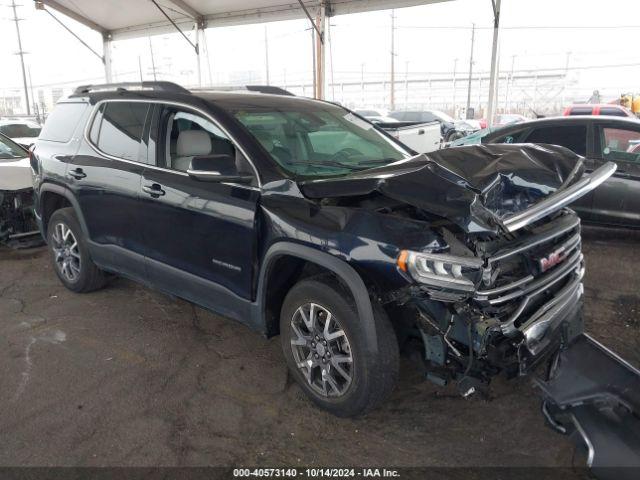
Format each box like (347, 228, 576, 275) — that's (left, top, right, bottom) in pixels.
(280, 277, 399, 417)
(47, 208, 106, 293)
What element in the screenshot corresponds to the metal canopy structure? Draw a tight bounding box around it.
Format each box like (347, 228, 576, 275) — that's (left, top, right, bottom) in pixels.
(36, 0, 451, 39)
(33, 0, 502, 124)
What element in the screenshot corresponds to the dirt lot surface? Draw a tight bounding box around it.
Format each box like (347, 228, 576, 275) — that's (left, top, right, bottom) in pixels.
(1, 226, 638, 469)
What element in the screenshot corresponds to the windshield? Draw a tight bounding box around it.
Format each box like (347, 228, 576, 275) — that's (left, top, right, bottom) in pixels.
(233, 103, 410, 178)
(0, 134, 27, 159)
(0, 123, 41, 138)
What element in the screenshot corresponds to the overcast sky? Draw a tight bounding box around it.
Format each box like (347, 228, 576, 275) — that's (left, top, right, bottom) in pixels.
(1, 0, 639, 102)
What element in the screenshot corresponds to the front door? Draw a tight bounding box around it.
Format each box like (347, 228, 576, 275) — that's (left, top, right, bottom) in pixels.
(69, 100, 152, 279)
(139, 104, 260, 321)
(589, 121, 640, 227)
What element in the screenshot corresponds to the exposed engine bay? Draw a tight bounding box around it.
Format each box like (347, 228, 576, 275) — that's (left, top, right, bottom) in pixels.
(0, 156, 41, 248)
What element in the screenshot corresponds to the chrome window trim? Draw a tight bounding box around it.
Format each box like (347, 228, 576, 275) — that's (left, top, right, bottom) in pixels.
(83, 98, 262, 190)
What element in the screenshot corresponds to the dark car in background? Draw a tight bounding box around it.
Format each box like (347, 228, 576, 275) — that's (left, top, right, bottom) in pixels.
(450, 116, 640, 228)
(389, 109, 480, 141)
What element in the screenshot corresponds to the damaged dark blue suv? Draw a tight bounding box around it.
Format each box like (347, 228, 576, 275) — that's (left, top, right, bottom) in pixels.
(32, 82, 616, 418)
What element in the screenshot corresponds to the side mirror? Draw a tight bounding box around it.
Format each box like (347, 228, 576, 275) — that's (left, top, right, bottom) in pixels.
(187, 154, 254, 184)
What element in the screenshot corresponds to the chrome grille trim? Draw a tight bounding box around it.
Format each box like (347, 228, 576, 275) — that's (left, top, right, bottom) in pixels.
(477, 235, 582, 303)
(500, 263, 584, 336)
(481, 250, 583, 306)
(488, 215, 580, 266)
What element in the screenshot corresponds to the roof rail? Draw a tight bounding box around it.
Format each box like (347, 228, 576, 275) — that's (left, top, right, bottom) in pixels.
(73, 81, 191, 95)
(190, 85, 294, 96)
(244, 85, 294, 96)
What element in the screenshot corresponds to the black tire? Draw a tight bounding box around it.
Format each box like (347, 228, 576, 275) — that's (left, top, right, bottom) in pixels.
(447, 131, 465, 142)
(47, 207, 106, 293)
(280, 276, 399, 417)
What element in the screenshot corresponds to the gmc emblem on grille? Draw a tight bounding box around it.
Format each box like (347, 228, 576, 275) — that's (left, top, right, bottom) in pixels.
(538, 247, 568, 273)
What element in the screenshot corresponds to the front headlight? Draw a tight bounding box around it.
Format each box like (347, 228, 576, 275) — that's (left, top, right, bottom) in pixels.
(397, 250, 483, 292)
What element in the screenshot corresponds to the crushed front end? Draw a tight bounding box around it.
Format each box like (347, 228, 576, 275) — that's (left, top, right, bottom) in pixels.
(399, 209, 585, 392)
(0, 188, 41, 248)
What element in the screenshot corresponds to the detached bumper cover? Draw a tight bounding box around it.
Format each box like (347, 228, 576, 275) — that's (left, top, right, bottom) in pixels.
(535, 334, 640, 479)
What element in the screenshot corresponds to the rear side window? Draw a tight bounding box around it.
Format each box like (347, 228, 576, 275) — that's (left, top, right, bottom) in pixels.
(90, 102, 150, 162)
(39, 103, 87, 142)
(599, 107, 628, 117)
(525, 125, 587, 156)
(568, 106, 593, 116)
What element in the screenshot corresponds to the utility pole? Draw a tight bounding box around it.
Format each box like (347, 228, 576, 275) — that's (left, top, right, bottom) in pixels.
(465, 23, 475, 119)
(390, 9, 396, 111)
(486, 0, 502, 126)
(148, 36, 157, 81)
(505, 54, 515, 112)
(360, 63, 365, 106)
(10, 0, 30, 115)
(27, 66, 36, 118)
(404, 61, 410, 108)
(138, 56, 144, 81)
(561, 51, 571, 107)
(264, 25, 270, 85)
(452, 58, 458, 116)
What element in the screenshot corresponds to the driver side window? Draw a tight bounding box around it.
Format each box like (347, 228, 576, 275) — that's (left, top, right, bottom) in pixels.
(158, 106, 256, 184)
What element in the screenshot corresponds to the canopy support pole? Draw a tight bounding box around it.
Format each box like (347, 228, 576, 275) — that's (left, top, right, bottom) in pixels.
(103, 34, 113, 83)
(315, 1, 327, 99)
(486, 0, 501, 126)
(195, 20, 203, 87)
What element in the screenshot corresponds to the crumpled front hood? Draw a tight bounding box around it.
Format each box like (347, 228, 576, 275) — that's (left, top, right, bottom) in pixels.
(299, 144, 585, 234)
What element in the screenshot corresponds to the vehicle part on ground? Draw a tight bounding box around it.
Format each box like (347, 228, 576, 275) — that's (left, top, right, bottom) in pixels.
(536, 334, 640, 479)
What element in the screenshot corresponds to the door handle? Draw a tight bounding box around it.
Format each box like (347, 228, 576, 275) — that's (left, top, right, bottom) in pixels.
(68, 168, 86, 180)
(142, 183, 166, 197)
(418, 129, 425, 135)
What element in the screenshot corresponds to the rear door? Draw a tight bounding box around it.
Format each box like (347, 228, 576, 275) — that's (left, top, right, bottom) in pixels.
(520, 123, 594, 220)
(139, 103, 260, 320)
(589, 121, 640, 227)
(69, 100, 151, 278)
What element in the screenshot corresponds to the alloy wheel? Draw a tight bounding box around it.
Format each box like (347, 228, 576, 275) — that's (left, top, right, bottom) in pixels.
(290, 302, 354, 397)
(51, 222, 81, 282)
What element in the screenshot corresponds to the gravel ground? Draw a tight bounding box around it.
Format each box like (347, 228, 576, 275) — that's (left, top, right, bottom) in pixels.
(0, 226, 638, 469)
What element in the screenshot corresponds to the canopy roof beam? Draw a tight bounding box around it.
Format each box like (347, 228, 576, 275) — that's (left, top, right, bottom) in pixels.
(165, 0, 203, 21)
(149, 0, 199, 54)
(34, 0, 107, 34)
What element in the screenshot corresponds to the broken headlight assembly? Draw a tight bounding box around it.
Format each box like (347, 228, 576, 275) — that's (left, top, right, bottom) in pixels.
(398, 250, 483, 292)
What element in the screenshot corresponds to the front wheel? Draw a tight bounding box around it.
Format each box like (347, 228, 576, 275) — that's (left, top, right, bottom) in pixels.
(280, 277, 399, 417)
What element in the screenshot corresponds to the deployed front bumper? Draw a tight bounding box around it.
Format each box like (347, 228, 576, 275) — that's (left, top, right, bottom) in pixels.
(536, 334, 640, 479)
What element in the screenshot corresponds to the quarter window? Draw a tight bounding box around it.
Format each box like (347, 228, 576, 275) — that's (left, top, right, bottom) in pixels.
(39, 102, 87, 142)
(90, 102, 150, 162)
